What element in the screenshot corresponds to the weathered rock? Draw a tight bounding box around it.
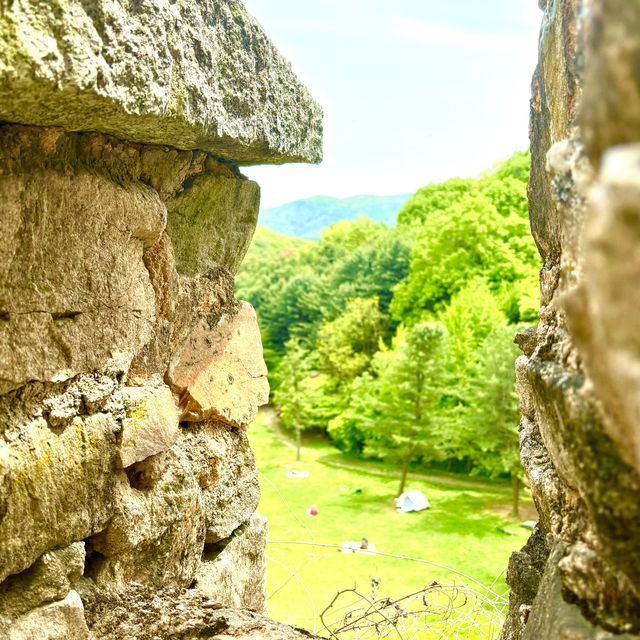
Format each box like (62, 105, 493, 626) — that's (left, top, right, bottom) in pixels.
(195, 512, 267, 613)
(515, 356, 535, 419)
(0, 0, 322, 632)
(0, 542, 85, 626)
(0, 413, 116, 583)
(502, 525, 548, 640)
(127, 237, 237, 385)
(166, 172, 260, 276)
(5, 590, 91, 640)
(518, 416, 583, 540)
(522, 544, 636, 640)
(528, 0, 580, 265)
(168, 302, 269, 426)
(179, 421, 260, 544)
(569, 146, 640, 471)
(84, 583, 324, 640)
(0, 0, 323, 165)
(118, 385, 180, 468)
(86, 447, 205, 590)
(0, 372, 121, 437)
(579, 0, 640, 164)
(504, 0, 640, 637)
(514, 326, 538, 358)
(0, 126, 163, 394)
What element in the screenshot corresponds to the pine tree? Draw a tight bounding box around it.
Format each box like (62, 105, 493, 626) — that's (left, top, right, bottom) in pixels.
(358, 323, 448, 496)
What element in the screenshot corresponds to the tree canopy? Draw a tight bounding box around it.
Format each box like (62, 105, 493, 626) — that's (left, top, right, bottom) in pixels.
(236, 149, 538, 509)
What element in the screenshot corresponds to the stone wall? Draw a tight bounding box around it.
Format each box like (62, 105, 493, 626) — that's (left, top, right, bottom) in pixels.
(0, 1, 323, 638)
(503, 1, 640, 638)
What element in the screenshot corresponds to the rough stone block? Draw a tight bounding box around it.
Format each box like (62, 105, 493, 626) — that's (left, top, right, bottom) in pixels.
(118, 385, 180, 468)
(127, 236, 237, 385)
(0, 542, 85, 622)
(179, 421, 260, 544)
(168, 302, 269, 426)
(87, 447, 205, 589)
(580, 0, 640, 163)
(0, 0, 322, 164)
(522, 544, 636, 640)
(195, 512, 268, 613)
(515, 356, 535, 419)
(5, 590, 90, 640)
(84, 583, 325, 639)
(574, 145, 640, 472)
(528, 0, 580, 265)
(0, 414, 116, 583)
(0, 132, 164, 393)
(166, 173, 260, 276)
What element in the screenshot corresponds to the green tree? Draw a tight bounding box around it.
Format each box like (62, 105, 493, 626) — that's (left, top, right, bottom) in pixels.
(396, 177, 476, 226)
(438, 279, 506, 372)
(359, 323, 448, 496)
(390, 194, 523, 322)
(462, 327, 523, 515)
(391, 150, 537, 325)
(316, 296, 387, 380)
(273, 339, 317, 461)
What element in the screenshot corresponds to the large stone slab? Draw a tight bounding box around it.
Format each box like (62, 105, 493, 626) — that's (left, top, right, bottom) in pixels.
(0, 0, 322, 165)
(0, 126, 164, 394)
(168, 302, 269, 427)
(0, 413, 116, 583)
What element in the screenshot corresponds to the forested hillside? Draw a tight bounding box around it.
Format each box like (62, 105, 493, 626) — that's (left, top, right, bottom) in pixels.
(236, 150, 538, 508)
(258, 193, 411, 239)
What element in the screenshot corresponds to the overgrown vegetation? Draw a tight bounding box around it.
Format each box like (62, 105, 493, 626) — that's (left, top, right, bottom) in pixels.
(237, 150, 538, 512)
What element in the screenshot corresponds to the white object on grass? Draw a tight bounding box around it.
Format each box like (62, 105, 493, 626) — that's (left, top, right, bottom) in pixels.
(395, 489, 430, 513)
(341, 540, 377, 554)
(285, 470, 309, 478)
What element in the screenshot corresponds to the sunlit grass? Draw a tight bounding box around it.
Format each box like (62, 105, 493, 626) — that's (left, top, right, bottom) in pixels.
(249, 409, 534, 634)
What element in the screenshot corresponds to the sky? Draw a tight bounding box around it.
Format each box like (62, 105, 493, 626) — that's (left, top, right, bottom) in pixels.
(242, 0, 542, 210)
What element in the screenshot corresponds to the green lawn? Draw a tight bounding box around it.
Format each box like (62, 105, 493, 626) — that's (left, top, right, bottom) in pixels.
(249, 409, 534, 637)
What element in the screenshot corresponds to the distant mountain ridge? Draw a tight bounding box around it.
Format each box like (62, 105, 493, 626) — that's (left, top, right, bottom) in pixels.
(258, 193, 412, 240)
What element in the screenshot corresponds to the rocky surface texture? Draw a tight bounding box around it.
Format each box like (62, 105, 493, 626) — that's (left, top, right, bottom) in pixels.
(0, 1, 323, 638)
(0, 0, 323, 165)
(503, 1, 640, 638)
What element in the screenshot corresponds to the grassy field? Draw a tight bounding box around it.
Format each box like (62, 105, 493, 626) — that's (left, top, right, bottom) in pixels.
(249, 408, 535, 636)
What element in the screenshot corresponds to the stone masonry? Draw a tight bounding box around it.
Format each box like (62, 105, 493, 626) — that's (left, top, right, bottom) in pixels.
(0, 1, 323, 638)
(503, 1, 640, 638)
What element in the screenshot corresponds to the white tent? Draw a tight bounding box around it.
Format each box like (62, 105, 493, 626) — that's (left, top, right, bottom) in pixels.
(395, 489, 430, 513)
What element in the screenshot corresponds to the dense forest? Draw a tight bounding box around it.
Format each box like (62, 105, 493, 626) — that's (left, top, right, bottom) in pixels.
(236, 150, 538, 509)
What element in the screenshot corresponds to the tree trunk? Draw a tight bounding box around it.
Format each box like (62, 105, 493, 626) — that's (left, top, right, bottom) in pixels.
(447, 458, 453, 472)
(511, 473, 520, 518)
(296, 427, 301, 462)
(398, 454, 411, 497)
